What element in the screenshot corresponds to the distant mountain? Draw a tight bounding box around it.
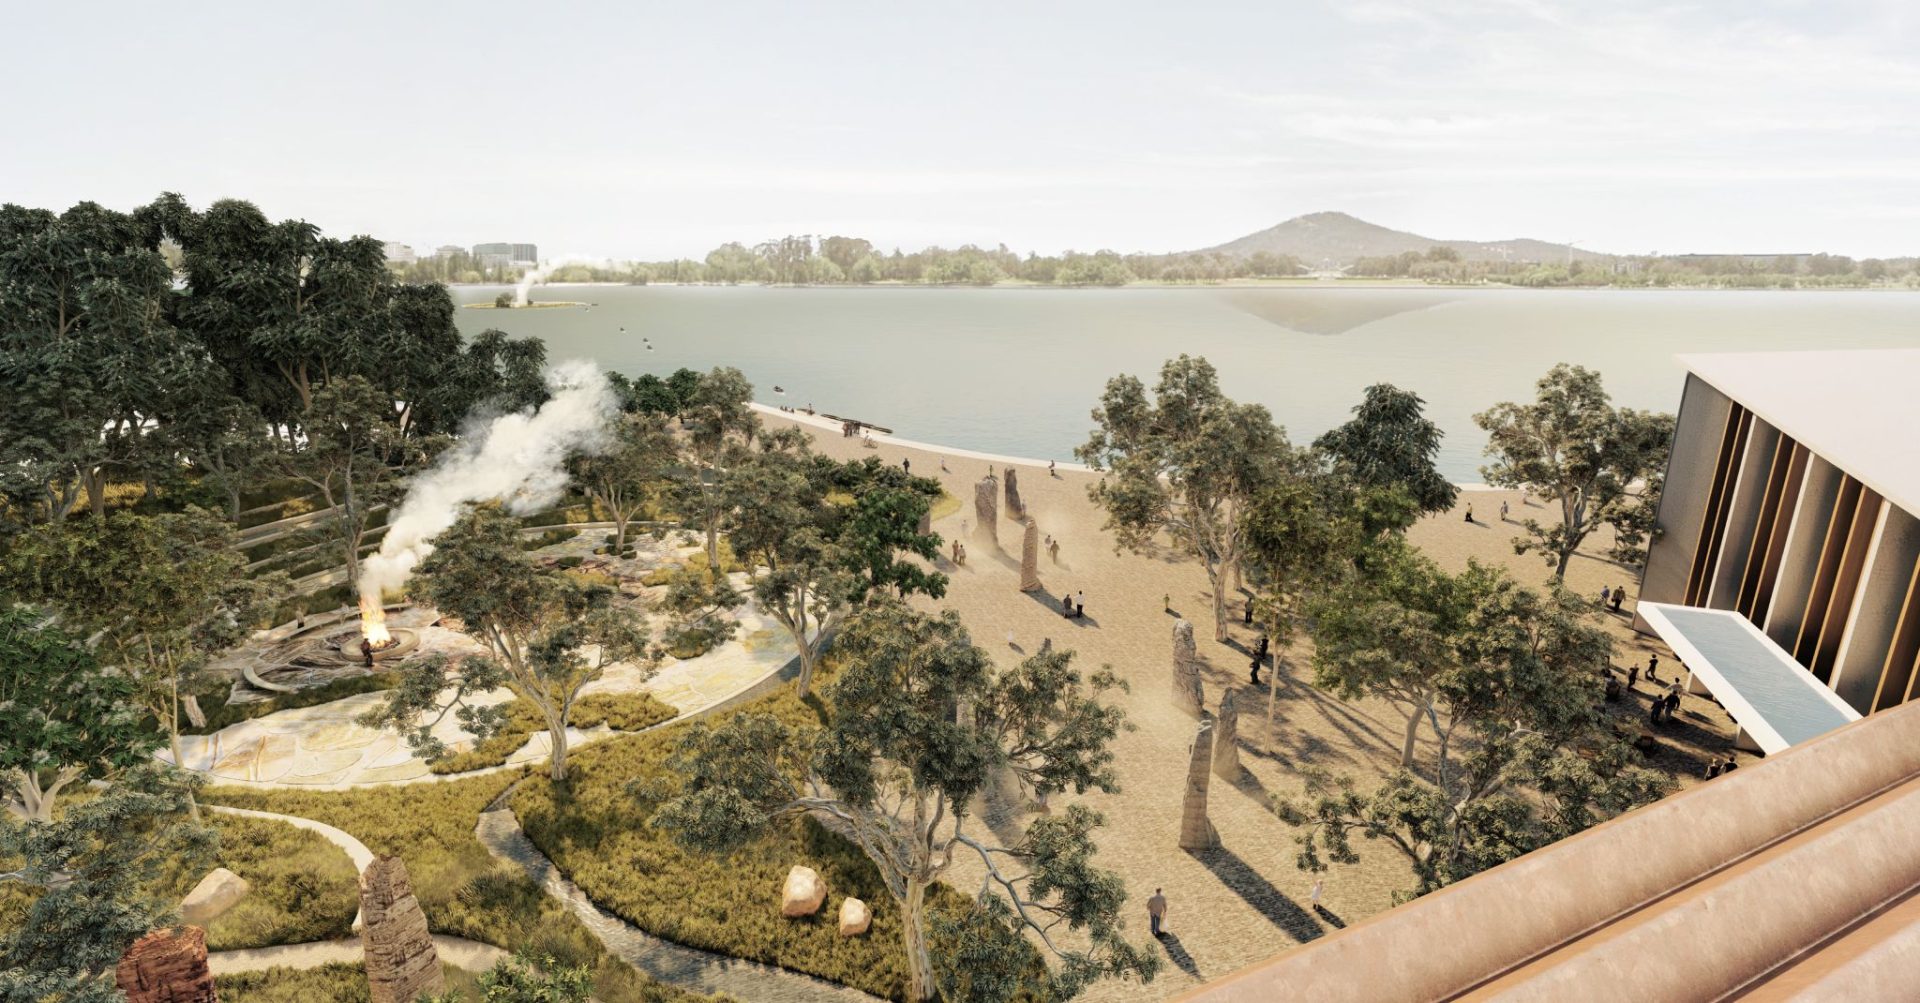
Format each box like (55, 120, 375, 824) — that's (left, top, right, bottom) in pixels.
(1197, 211, 1612, 269)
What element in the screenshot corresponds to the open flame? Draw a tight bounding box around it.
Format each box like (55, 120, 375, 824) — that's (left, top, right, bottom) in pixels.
(359, 598, 394, 648)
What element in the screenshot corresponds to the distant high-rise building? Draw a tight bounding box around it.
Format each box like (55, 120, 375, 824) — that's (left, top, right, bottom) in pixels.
(381, 241, 417, 265)
(472, 242, 538, 267)
(433, 245, 465, 259)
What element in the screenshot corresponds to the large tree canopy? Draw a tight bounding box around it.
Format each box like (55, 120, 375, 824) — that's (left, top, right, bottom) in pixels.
(648, 601, 1155, 1001)
(1314, 383, 1457, 519)
(1475, 364, 1674, 579)
(0, 609, 158, 823)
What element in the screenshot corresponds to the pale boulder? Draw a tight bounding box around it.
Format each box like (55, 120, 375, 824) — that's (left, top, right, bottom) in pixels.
(782, 865, 828, 917)
(839, 896, 872, 937)
(180, 867, 250, 926)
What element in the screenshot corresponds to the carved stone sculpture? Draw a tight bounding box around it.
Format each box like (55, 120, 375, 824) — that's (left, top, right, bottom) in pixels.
(1005, 467, 1024, 519)
(361, 857, 444, 1003)
(1172, 619, 1203, 717)
(1020, 519, 1042, 591)
(974, 476, 998, 547)
(1179, 714, 1222, 850)
(1213, 687, 1241, 778)
(116, 927, 216, 1003)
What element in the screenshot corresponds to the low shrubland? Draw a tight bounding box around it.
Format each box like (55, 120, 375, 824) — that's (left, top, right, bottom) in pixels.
(175, 813, 360, 950)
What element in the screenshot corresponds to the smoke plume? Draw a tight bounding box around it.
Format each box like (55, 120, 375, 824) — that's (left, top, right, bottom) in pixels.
(513, 255, 612, 306)
(358, 359, 615, 607)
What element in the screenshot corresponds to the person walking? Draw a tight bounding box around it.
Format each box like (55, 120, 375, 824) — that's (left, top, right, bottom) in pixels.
(1598, 585, 1611, 607)
(1049, 538, 1060, 564)
(1049, 459, 1058, 478)
(902, 457, 910, 474)
(1147, 888, 1167, 938)
(940, 458, 950, 474)
(1310, 878, 1325, 916)
(1647, 652, 1661, 682)
(1611, 587, 1626, 613)
(1627, 665, 1639, 690)
(1464, 503, 1475, 524)
(1500, 499, 1510, 522)
(1244, 597, 1255, 624)
(1076, 590, 1087, 617)
(1705, 759, 1722, 779)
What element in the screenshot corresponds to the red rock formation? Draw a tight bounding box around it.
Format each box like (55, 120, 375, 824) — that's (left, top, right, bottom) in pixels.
(115, 926, 217, 1003)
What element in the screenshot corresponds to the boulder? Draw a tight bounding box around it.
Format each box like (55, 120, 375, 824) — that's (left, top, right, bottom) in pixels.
(180, 866, 250, 926)
(838, 896, 872, 937)
(782, 865, 828, 917)
(116, 926, 216, 1003)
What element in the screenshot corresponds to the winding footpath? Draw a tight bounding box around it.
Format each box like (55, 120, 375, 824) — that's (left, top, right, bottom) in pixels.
(475, 808, 884, 1003)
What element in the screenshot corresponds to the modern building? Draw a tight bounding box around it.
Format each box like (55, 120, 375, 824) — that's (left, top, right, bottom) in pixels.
(471, 242, 538, 268)
(381, 241, 416, 265)
(1630, 349, 1920, 752)
(433, 244, 465, 260)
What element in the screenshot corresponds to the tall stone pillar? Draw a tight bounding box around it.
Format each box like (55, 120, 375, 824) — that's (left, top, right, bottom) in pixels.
(1005, 467, 1024, 519)
(361, 857, 444, 1003)
(116, 927, 217, 1003)
(1213, 688, 1241, 778)
(974, 476, 999, 548)
(1179, 714, 1221, 850)
(1172, 618, 1203, 717)
(1020, 519, 1042, 592)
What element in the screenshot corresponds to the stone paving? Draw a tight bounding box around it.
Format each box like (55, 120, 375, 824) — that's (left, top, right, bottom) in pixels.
(477, 808, 879, 1003)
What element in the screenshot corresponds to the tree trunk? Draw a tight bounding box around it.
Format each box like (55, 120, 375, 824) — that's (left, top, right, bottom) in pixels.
(227, 483, 243, 522)
(1400, 707, 1422, 768)
(613, 513, 629, 554)
(902, 878, 936, 1001)
(795, 642, 817, 699)
(543, 703, 571, 782)
(1554, 548, 1572, 581)
(169, 727, 202, 823)
(706, 521, 721, 582)
(86, 467, 107, 519)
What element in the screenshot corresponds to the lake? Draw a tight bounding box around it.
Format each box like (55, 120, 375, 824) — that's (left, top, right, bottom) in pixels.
(449, 285, 1920, 481)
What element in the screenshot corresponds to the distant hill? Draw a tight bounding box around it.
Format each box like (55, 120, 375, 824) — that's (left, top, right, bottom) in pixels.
(1197, 211, 1612, 269)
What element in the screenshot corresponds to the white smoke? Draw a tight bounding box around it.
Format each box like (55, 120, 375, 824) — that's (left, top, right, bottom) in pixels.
(513, 255, 612, 306)
(358, 359, 616, 605)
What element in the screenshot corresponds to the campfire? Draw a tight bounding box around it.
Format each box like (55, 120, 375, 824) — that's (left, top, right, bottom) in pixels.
(359, 597, 396, 649)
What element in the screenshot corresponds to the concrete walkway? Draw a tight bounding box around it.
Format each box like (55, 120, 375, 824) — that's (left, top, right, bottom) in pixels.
(207, 934, 508, 975)
(476, 808, 882, 1003)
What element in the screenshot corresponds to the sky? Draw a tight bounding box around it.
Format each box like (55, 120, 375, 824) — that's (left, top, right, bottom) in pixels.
(6, 0, 1919, 260)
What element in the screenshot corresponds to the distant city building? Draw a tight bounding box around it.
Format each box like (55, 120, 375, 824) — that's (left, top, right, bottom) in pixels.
(433, 244, 465, 259)
(381, 241, 417, 265)
(472, 242, 538, 267)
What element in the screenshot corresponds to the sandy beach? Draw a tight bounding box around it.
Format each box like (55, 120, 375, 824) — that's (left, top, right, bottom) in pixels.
(758, 409, 1736, 1000)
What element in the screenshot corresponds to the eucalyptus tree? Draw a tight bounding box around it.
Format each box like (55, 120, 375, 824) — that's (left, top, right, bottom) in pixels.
(270, 375, 419, 591)
(363, 503, 650, 782)
(1278, 563, 1671, 899)
(1315, 383, 1458, 518)
(0, 609, 158, 823)
(574, 412, 675, 553)
(672, 366, 759, 576)
(0, 199, 212, 523)
(1475, 364, 1675, 579)
(1077, 355, 1286, 640)
(0, 764, 216, 1002)
(647, 601, 1156, 1001)
(2, 509, 280, 819)
(1238, 472, 1366, 719)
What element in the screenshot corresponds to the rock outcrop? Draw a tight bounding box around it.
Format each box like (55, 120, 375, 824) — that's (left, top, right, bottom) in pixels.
(116, 926, 216, 1003)
(180, 867, 249, 927)
(782, 865, 828, 917)
(1020, 519, 1042, 592)
(1179, 715, 1222, 850)
(1213, 688, 1242, 778)
(1172, 619, 1203, 717)
(360, 856, 444, 1003)
(974, 476, 999, 547)
(839, 897, 872, 937)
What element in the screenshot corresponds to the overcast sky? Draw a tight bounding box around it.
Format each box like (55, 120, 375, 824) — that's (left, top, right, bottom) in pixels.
(8, 0, 1918, 260)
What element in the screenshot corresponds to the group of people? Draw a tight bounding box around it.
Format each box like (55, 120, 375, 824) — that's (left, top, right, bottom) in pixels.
(1648, 682, 1684, 724)
(1597, 584, 1629, 613)
(1704, 756, 1741, 779)
(950, 538, 968, 566)
(1062, 589, 1088, 618)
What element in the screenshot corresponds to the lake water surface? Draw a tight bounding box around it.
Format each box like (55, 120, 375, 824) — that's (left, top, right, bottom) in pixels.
(449, 285, 1920, 481)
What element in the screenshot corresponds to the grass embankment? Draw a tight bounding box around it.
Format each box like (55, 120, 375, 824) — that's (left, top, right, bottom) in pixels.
(429, 692, 680, 775)
(511, 682, 1020, 1002)
(202, 772, 710, 1003)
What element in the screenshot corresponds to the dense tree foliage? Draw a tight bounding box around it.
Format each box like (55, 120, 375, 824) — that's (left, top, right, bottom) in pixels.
(1315, 383, 1457, 518)
(1475, 364, 1674, 579)
(645, 601, 1156, 1001)
(0, 609, 158, 823)
(1078, 355, 1288, 641)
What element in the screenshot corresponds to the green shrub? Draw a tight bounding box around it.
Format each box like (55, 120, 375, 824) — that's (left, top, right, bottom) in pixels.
(513, 683, 954, 1001)
(554, 555, 585, 569)
(520, 527, 581, 551)
(429, 693, 679, 775)
(266, 583, 356, 628)
(201, 774, 711, 1003)
(169, 814, 359, 950)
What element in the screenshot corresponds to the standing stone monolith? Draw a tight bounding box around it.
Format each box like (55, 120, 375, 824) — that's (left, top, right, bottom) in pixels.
(1005, 466, 1024, 519)
(1179, 714, 1222, 850)
(974, 476, 999, 547)
(1171, 618, 1203, 717)
(116, 927, 216, 1003)
(1020, 519, 1042, 591)
(360, 856, 444, 1003)
(1213, 687, 1241, 778)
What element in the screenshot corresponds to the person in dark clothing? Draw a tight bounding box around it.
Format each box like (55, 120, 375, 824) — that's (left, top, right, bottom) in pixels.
(902, 458, 910, 474)
(360, 637, 375, 668)
(1627, 666, 1640, 690)
(1647, 652, 1661, 682)
(1610, 587, 1625, 613)
(1705, 760, 1722, 779)
(1723, 758, 1739, 774)
(1244, 597, 1254, 624)
(1663, 691, 1681, 720)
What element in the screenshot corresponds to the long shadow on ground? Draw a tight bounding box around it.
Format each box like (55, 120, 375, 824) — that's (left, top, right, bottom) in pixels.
(1185, 844, 1324, 945)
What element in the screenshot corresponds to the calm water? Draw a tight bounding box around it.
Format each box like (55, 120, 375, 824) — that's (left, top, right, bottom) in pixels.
(450, 285, 1920, 481)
